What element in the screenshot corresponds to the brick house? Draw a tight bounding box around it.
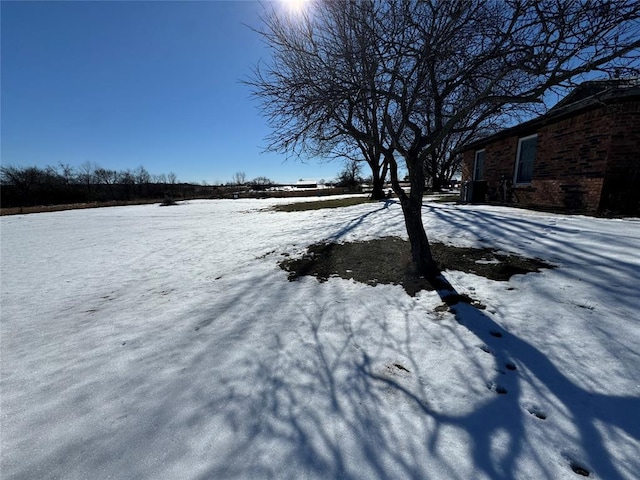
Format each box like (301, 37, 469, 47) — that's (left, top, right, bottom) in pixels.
(460, 80, 640, 214)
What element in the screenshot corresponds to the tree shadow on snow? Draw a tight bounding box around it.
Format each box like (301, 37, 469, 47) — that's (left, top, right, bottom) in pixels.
(423, 203, 640, 312)
(10, 201, 638, 480)
(190, 281, 638, 479)
(426, 275, 640, 479)
(191, 201, 640, 480)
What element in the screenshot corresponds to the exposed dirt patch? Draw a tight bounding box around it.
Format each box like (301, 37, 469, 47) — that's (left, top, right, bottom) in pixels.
(279, 236, 553, 296)
(272, 197, 373, 212)
(432, 242, 552, 282)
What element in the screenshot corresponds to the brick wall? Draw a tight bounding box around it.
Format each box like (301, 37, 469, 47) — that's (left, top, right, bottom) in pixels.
(462, 99, 640, 213)
(600, 101, 640, 214)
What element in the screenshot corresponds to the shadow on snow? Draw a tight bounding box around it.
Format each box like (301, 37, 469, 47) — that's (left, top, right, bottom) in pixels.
(191, 202, 639, 479)
(27, 201, 637, 479)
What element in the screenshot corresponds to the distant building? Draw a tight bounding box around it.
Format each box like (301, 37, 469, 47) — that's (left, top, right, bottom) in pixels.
(295, 180, 318, 189)
(460, 79, 640, 214)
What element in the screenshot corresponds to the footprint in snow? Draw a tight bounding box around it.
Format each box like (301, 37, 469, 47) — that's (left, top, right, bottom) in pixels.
(381, 363, 412, 378)
(570, 462, 590, 477)
(566, 457, 591, 477)
(393, 363, 410, 373)
(524, 404, 547, 420)
(486, 382, 507, 395)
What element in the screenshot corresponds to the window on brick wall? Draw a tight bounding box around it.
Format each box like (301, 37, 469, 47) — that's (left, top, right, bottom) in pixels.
(514, 134, 537, 184)
(474, 150, 485, 180)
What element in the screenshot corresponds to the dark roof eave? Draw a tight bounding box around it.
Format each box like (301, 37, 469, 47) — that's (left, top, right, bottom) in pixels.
(462, 88, 640, 152)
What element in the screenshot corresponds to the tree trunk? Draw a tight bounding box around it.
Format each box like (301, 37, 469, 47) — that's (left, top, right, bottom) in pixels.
(400, 194, 439, 278)
(370, 167, 386, 200)
(387, 152, 440, 280)
(367, 152, 389, 200)
(371, 183, 386, 200)
(429, 151, 442, 192)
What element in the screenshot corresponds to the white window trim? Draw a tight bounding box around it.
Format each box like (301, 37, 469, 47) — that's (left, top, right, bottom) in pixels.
(473, 149, 485, 181)
(514, 134, 537, 185)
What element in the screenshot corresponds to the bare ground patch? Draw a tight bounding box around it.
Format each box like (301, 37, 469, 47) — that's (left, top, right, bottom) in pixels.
(272, 197, 373, 212)
(279, 237, 553, 296)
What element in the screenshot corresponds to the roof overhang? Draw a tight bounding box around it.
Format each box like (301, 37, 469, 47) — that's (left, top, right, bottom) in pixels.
(462, 85, 640, 152)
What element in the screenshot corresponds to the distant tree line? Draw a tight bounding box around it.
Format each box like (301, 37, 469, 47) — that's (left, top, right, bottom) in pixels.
(226, 170, 363, 192)
(0, 163, 357, 209)
(228, 172, 276, 188)
(0, 163, 189, 208)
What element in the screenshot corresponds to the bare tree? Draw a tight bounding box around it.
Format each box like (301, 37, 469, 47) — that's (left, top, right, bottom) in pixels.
(134, 165, 151, 184)
(232, 171, 247, 185)
(249, 1, 393, 199)
(133, 165, 151, 197)
(95, 167, 118, 200)
(250, 176, 273, 186)
(330, 139, 389, 198)
(116, 169, 135, 200)
(78, 162, 97, 196)
(336, 159, 363, 188)
(45, 163, 76, 185)
(133, 165, 150, 184)
(117, 169, 135, 184)
(154, 173, 168, 184)
(1, 162, 187, 206)
(251, 0, 640, 279)
(0, 165, 41, 203)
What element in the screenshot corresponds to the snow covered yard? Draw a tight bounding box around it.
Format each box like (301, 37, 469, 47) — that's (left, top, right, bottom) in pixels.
(1, 197, 639, 480)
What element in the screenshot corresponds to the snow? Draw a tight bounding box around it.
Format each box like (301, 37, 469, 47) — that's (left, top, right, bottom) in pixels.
(1, 197, 639, 480)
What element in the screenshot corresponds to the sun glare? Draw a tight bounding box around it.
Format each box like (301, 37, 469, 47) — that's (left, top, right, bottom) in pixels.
(281, 0, 309, 15)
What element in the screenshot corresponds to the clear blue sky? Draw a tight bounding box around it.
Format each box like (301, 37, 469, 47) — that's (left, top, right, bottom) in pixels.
(1, 0, 342, 185)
